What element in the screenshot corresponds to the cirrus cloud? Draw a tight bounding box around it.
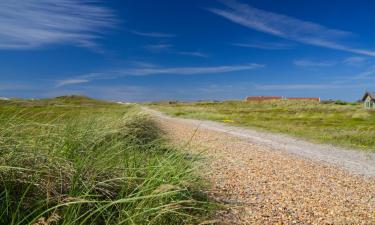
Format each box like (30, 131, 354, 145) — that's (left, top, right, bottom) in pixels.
(56, 63, 264, 87)
(130, 30, 176, 38)
(209, 0, 375, 56)
(293, 59, 335, 67)
(0, 0, 115, 49)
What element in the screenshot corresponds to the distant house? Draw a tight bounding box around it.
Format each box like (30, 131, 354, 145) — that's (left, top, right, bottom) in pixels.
(362, 92, 375, 109)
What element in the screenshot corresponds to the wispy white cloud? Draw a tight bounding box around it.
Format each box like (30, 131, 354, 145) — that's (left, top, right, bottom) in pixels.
(130, 30, 176, 38)
(143, 44, 173, 52)
(294, 56, 369, 68)
(232, 41, 291, 50)
(343, 65, 375, 81)
(177, 51, 209, 58)
(343, 56, 368, 66)
(56, 63, 264, 87)
(209, 0, 375, 56)
(56, 79, 90, 87)
(120, 63, 263, 76)
(143, 42, 209, 58)
(0, 0, 115, 49)
(329, 65, 375, 87)
(143, 44, 210, 58)
(293, 59, 335, 67)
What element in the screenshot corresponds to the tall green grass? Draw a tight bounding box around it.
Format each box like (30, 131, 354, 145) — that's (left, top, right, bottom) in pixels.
(149, 100, 375, 152)
(0, 97, 211, 225)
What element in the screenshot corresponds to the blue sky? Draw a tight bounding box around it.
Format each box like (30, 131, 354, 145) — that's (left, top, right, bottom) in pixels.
(0, 0, 374, 101)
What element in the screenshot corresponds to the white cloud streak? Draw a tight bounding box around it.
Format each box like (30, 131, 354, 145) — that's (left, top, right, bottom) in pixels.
(328, 65, 375, 86)
(343, 56, 367, 66)
(293, 59, 335, 67)
(209, 0, 375, 56)
(143, 44, 173, 52)
(232, 42, 291, 50)
(130, 30, 176, 38)
(0, 0, 115, 49)
(345, 65, 375, 81)
(177, 51, 209, 58)
(120, 63, 263, 76)
(56, 63, 264, 87)
(56, 79, 90, 87)
(143, 45, 210, 58)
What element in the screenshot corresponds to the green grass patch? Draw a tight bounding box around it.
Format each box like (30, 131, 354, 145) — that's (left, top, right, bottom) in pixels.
(0, 96, 213, 225)
(149, 100, 375, 152)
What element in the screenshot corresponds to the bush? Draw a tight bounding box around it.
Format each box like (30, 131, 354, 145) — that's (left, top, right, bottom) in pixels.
(334, 100, 349, 105)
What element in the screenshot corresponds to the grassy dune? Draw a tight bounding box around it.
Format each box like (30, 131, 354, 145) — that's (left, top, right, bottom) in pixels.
(149, 100, 375, 152)
(0, 96, 212, 225)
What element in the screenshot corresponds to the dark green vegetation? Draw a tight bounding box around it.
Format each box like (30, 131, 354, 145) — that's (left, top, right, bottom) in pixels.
(0, 96, 212, 225)
(150, 100, 375, 152)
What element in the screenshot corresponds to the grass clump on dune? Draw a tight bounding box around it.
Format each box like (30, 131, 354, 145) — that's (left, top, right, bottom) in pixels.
(0, 96, 212, 225)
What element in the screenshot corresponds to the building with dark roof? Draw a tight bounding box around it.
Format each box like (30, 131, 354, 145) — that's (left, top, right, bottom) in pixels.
(362, 92, 375, 109)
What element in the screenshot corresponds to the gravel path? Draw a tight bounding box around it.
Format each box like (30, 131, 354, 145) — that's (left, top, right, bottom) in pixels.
(145, 108, 375, 224)
(144, 107, 375, 178)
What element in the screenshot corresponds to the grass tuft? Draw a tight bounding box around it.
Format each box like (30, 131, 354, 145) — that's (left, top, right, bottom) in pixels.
(0, 97, 213, 225)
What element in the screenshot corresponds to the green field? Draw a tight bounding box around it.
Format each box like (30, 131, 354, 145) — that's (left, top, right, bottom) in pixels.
(149, 100, 375, 152)
(0, 96, 212, 225)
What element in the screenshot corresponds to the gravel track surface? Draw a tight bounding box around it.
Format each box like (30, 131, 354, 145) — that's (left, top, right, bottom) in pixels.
(144, 107, 375, 178)
(145, 108, 375, 224)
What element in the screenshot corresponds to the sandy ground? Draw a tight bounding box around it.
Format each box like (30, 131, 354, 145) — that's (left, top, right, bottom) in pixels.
(145, 108, 375, 224)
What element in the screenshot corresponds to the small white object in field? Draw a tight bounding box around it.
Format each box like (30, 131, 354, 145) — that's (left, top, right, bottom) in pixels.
(0, 97, 9, 100)
(116, 101, 132, 105)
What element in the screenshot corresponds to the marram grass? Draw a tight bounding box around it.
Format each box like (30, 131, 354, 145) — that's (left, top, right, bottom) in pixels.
(0, 97, 213, 225)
